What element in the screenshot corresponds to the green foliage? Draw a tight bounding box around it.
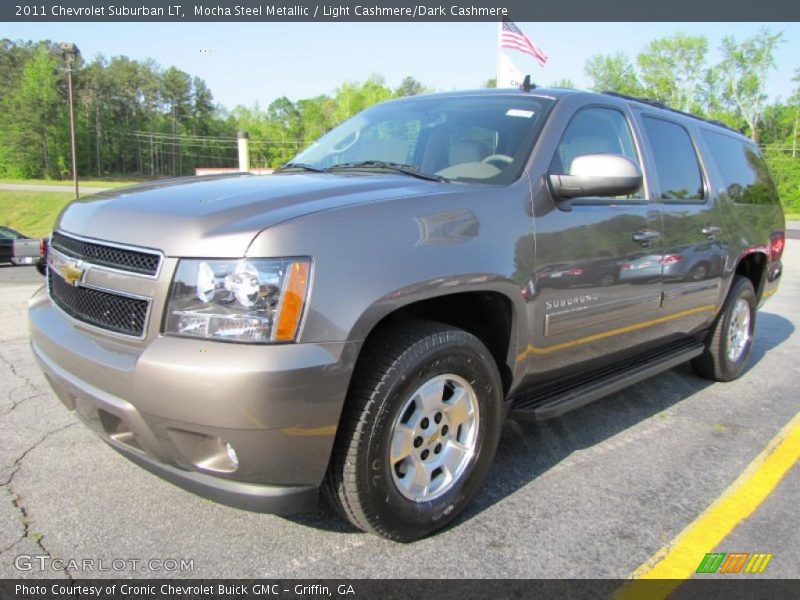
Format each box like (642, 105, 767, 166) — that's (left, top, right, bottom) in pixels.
(0, 39, 237, 178)
(395, 76, 429, 97)
(0, 46, 65, 178)
(0, 190, 74, 236)
(637, 34, 708, 111)
(764, 145, 800, 209)
(551, 78, 575, 89)
(719, 28, 784, 142)
(585, 30, 783, 142)
(585, 52, 642, 95)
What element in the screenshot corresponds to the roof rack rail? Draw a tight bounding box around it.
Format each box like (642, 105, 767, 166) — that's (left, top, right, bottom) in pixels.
(600, 90, 737, 133)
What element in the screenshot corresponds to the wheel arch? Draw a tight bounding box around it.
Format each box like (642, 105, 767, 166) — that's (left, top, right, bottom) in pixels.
(349, 289, 519, 399)
(732, 250, 768, 300)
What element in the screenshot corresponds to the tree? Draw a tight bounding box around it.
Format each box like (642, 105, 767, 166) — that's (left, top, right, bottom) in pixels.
(482, 78, 496, 89)
(139, 58, 163, 177)
(77, 56, 107, 176)
(719, 28, 783, 142)
(585, 52, 642, 96)
(0, 46, 64, 177)
(637, 33, 708, 111)
(551, 78, 575, 89)
(333, 74, 393, 122)
(192, 76, 214, 135)
(395, 76, 428, 97)
(161, 66, 192, 174)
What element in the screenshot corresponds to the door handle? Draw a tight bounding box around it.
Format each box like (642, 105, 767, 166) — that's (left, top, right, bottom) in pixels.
(632, 230, 661, 243)
(702, 225, 723, 237)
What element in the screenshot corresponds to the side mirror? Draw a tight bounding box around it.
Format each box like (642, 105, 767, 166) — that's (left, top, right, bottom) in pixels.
(548, 154, 643, 210)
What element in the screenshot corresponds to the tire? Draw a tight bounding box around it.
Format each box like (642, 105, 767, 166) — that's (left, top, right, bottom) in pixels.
(692, 275, 757, 382)
(323, 320, 504, 542)
(686, 262, 709, 282)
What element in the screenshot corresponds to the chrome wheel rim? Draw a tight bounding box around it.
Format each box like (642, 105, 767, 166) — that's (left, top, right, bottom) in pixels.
(389, 373, 480, 503)
(727, 298, 752, 363)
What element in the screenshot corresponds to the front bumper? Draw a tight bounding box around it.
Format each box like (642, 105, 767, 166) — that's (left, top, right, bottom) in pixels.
(29, 286, 360, 513)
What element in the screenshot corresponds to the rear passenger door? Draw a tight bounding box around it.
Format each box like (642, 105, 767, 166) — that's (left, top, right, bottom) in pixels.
(636, 114, 723, 333)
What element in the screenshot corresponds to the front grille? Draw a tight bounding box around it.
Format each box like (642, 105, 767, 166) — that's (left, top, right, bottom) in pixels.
(51, 232, 161, 276)
(48, 271, 149, 337)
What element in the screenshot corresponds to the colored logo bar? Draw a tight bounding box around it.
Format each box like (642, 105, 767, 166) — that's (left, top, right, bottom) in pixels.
(696, 552, 773, 574)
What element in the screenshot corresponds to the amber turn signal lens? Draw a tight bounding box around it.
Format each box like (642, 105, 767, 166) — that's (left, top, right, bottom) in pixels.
(274, 261, 311, 341)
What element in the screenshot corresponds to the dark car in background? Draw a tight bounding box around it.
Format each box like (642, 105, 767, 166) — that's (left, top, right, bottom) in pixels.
(0, 226, 46, 273)
(619, 242, 726, 283)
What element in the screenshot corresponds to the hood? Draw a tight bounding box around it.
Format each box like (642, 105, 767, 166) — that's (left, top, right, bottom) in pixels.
(57, 173, 443, 257)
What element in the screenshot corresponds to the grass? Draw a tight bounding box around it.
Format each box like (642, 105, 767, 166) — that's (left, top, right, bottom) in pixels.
(0, 177, 141, 189)
(1, 178, 143, 236)
(784, 210, 800, 223)
(1, 190, 75, 237)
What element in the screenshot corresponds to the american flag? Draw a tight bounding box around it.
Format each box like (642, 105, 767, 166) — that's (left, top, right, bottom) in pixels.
(500, 20, 548, 67)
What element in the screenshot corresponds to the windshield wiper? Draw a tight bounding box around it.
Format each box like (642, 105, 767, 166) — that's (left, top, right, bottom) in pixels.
(274, 162, 327, 173)
(326, 161, 448, 183)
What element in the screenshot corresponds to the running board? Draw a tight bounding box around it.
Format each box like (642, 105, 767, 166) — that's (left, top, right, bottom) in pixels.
(509, 341, 705, 421)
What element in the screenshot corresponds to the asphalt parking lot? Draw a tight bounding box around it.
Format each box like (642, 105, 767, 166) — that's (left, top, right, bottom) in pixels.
(0, 245, 798, 580)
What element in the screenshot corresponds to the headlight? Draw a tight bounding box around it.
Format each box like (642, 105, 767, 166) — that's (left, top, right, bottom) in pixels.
(165, 258, 311, 343)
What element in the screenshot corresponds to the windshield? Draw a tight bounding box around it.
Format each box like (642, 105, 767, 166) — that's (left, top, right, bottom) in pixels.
(289, 95, 554, 185)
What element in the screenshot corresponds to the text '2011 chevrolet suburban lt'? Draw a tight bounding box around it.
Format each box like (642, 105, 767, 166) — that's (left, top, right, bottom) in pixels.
(29, 88, 785, 541)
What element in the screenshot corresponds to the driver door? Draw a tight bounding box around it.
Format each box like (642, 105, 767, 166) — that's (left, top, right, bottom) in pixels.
(527, 105, 665, 377)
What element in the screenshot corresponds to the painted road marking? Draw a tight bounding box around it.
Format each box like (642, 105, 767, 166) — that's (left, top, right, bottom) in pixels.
(617, 412, 800, 599)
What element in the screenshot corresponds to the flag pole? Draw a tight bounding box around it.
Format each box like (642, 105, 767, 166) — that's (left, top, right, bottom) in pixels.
(496, 21, 502, 87)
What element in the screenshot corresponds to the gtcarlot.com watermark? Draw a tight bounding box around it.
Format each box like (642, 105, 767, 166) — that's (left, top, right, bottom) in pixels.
(15, 554, 194, 573)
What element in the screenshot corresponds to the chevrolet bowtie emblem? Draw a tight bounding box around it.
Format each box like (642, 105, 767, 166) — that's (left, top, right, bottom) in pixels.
(63, 262, 85, 286)
(49, 251, 87, 287)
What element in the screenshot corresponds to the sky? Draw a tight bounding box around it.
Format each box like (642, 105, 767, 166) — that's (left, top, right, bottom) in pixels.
(3, 22, 799, 110)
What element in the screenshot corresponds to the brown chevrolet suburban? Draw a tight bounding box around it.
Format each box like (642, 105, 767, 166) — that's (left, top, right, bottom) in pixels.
(29, 88, 785, 541)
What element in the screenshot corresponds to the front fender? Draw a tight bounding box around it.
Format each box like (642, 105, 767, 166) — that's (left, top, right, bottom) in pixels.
(245, 180, 535, 350)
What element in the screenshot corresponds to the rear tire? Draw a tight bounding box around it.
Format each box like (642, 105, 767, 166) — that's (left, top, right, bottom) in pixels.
(692, 275, 756, 382)
(323, 320, 504, 542)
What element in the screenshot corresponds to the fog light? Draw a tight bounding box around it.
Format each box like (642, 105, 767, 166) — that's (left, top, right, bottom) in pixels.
(167, 429, 240, 473)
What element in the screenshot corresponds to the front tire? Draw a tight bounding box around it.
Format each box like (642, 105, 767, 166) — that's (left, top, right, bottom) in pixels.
(324, 320, 504, 542)
(692, 275, 757, 382)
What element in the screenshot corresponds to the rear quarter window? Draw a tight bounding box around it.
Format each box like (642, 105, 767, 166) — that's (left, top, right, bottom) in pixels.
(700, 129, 779, 206)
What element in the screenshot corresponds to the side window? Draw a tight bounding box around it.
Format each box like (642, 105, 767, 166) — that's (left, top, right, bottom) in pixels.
(700, 129, 778, 205)
(551, 107, 642, 198)
(642, 117, 704, 202)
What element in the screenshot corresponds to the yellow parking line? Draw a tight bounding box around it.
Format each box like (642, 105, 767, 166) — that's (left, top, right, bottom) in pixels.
(616, 412, 800, 600)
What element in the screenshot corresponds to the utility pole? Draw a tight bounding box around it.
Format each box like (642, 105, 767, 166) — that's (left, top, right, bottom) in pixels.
(59, 43, 81, 199)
